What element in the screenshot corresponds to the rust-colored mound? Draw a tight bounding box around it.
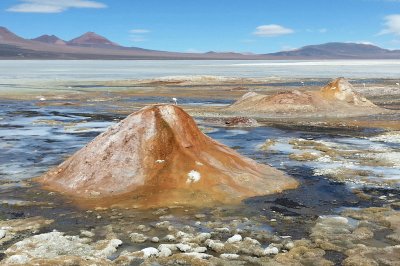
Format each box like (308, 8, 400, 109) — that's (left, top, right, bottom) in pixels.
(37, 105, 298, 208)
(227, 78, 382, 116)
(318, 77, 376, 107)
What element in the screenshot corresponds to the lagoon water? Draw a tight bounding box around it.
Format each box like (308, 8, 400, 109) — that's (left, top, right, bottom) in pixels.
(1, 60, 400, 83)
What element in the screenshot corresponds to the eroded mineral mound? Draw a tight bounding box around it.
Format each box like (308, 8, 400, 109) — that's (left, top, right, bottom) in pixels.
(37, 105, 297, 208)
(227, 78, 382, 116)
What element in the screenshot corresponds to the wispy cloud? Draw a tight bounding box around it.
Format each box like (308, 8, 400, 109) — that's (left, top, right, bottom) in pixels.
(129, 29, 151, 34)
(131, 35, 147, 42)
(241, 39, 256, 43)
(306, 28, 328, 33)
(253, 24, 294, 37)
(7, 0, 107, 13)
(379, 14, 400, 36)
(129, 28, 150, 43)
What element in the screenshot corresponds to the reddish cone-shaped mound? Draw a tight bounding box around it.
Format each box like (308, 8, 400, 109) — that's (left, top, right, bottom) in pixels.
(227, 78, 383, 117)
(319, 77, 376, 107)
(37, 105, 297, 208)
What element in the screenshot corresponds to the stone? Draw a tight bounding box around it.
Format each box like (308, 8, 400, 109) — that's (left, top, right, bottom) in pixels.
(164, 234, 176, 242)
(158, 246, 172, 257)
(205, 239, 225, 253)
(194, 232, 211, 243)
(3, 231, 122, 264)
(141, 247, 159, 258)
(176, 243, 192, 252)
(264, 246, 279, 255)
(151, 237, 160, 243)
(220, 253, 240, 260)
(130, 232, 148, 243)
(0, 229, 6, 239)
(226, 234, 242, 243)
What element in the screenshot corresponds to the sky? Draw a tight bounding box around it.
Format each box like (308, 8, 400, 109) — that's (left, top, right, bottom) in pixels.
(1, 0, 400, 53)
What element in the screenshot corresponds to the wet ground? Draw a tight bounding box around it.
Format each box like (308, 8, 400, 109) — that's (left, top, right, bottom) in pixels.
(0, 79, 399, 265)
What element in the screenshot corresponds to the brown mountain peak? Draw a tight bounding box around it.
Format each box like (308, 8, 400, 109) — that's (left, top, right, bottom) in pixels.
(68, 31, 119, 47)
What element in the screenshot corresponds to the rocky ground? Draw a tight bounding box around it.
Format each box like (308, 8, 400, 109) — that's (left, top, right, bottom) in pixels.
(0, 76, 399, 265)
(0, 201, 399, 265)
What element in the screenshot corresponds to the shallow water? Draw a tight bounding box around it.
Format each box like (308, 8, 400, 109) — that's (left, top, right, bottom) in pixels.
(1, 97, 398, 205)
(0, 94, 399, 264)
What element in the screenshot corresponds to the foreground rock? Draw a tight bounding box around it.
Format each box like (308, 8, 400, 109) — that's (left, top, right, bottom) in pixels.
(0, 217, 54, 246)
(3, 231, 122, 265)
(227, 78, 385, 117)
(37, 104, 298, 208)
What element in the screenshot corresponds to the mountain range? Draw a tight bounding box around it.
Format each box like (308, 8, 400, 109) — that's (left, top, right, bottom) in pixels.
(1, 26, 400, 60)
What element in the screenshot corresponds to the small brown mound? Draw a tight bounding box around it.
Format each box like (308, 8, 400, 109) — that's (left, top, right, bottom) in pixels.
(318, 77, 376, 107)
(36, 104, 298, 208)
(227, 78, 383, 116)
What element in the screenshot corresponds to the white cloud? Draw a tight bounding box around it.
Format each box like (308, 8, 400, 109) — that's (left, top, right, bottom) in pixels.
(253, 24, 294, 37)
(131, 35, 147, 42)
(306, 28, 327, 33)
(129, 29, 150, 34)
(129, 29, 150, 43)
(241, 39, 256, 43)
(7, 0, 107, 13)
(379, 14, 400, 36)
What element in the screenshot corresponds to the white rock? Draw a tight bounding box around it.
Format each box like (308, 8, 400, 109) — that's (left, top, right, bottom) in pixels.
(176, 243, 192, 252)
(192, 247, 207, 253)
(220, 253, 240, 260)
(176, 231, 190, 238)
(183, 252, 213, 259)
(284, 242, 295, 250)
(130, 233, 148, 243)
(187, 170, 201, 183)
(195, 232, 211, 242)
(4, 231, 122, 263)
(141, 247, 159, 258)
(158, 247, 172, 257)
(206, 239, 225, 252)
(158, 244, 178, 251)
(80, 230, 94, 238)
(264, 246, 279, 255)
(5, 255, 29, 264)
(226, 234, 242, 243)
(155, 221, 171, 228)
(0, 229, 6, 239)
(137, 224, 150, 232)
(243, 237, 261, 245)
(215, 227, 230, 233)
(164, 234, 176, 242)
(95, 239, 123, 258)
(151, 237, 160, 243)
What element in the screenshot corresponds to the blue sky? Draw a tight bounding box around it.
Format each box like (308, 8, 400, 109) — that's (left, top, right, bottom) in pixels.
(1, 0, 400, 53)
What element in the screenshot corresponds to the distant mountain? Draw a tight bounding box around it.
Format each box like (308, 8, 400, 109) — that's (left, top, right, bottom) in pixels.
(268, 42, 400, 59)
(32, 35, 66, 45)
(67, 32, 120, 48)
(1, 27, 400, 60)
(0, 26, 26, 43)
